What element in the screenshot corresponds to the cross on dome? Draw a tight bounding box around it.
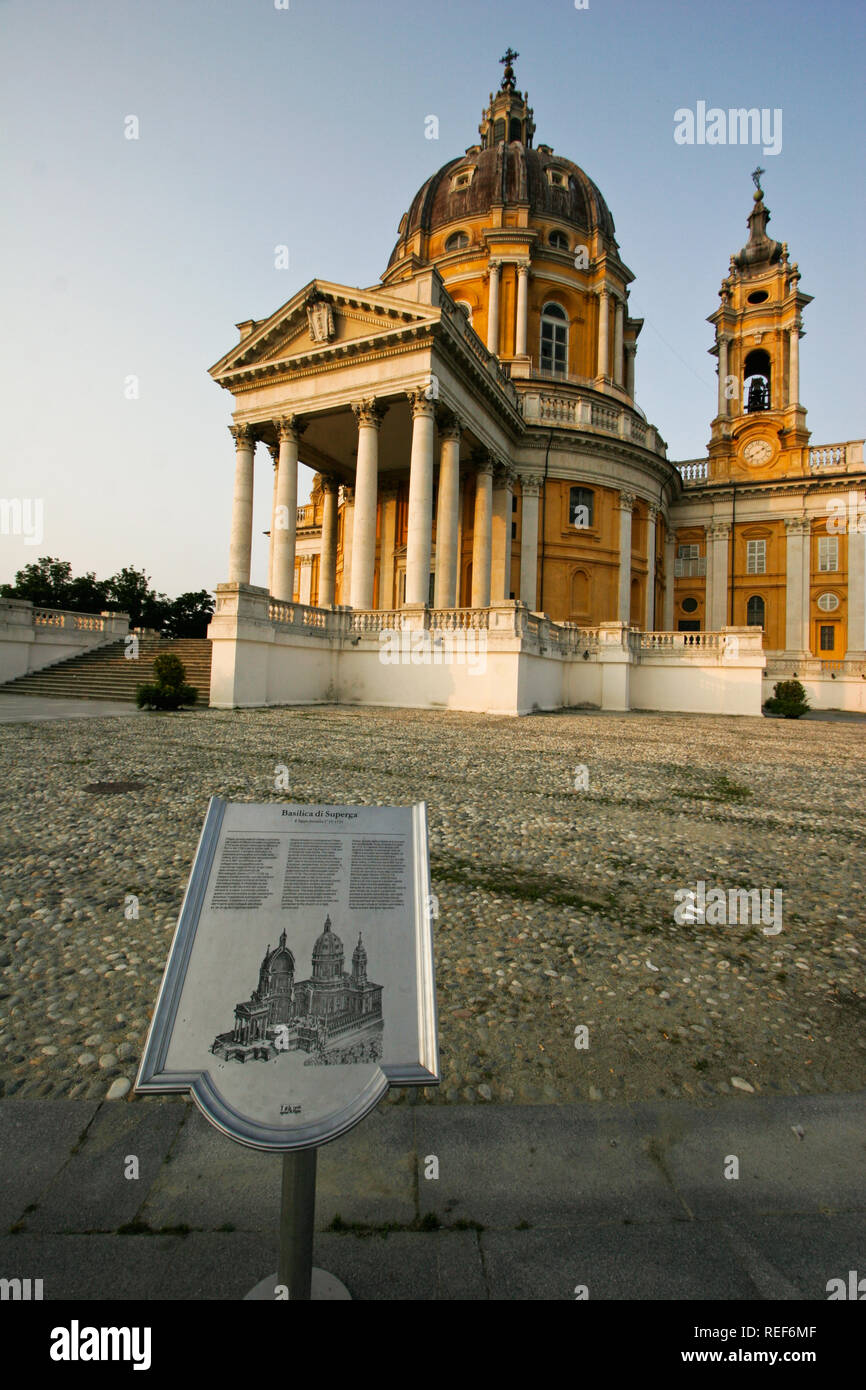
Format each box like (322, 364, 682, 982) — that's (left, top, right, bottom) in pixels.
(500, 47, 519, 88)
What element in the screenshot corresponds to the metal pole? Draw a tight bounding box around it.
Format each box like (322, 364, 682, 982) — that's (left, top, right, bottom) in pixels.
(278, 1148, 317, 1300)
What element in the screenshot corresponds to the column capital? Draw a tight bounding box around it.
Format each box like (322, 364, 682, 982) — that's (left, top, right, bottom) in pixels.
(267, 442, 280, 466)
(435, 407, 464, 441)
(229, 423, 256, 449)
(277, 415, 307, 443)
(785, 515, 811, 534)
(493, 462, 517, 489)
(341, 485, 355, 505)
(708, 520, 731, 539)
(352, 398, 388, 428)
(471, 449, 495, 479)
(515, 259, 530, 275)
(487, 257, 503, 273)
(596, 284, 610, 300)
(320, 474, 340, 496)
(624, 340, 637, 357)
(406, 388, 436, 419)
(647, 502, 660, 522)
(517, 473, 543, 498)
(615, 490, 635, 512)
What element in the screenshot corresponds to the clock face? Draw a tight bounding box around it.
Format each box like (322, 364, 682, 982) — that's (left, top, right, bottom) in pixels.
(742, 439, 773, 467)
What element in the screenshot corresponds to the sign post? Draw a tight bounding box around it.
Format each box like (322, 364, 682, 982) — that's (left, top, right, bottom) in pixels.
(136, 798, 439, 1299)
(244, 1149, 339, 1301)
(278, 1150, 317, 1299)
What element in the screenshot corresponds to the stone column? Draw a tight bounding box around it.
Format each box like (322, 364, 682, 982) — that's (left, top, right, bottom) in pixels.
(318, 477, 339, 608)
(613, 298, 625, 387)
(596, 288, 610, 378)
(350, 399, 386, 610)
(471, 456, 494, 609)
(491, 465, 515, 601)
(228, 424, 256, 584)
(405, 389, 436, 606)
(789, 322, 800, 406)
(378, 485, 399, 610)
(515, 262, 529, 357)
(645, 504, 658, 630)
(486, 259, 501, 355)
(707, 521, 731, 630)
(784, 516, 811, 654)
(625, 341, 636, 398)
(518, 475, 542, 610)
(298, 554, 313, 606)
(455, 475, 466, 606)
(267, 445, 279, 594)
(846, 489, 866, 658)
(703, 523, 714, 627)
(663, 528, 676, 630)
(434, 413, 462, 609)
(616, 491, 634, 622)
(340, 486, 354, 605)
(717, 334, 729, 417)
(272, 416, 303, 603)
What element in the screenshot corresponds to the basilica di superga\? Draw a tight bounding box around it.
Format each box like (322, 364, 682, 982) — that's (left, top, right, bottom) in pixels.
(206, 54, 865, 716)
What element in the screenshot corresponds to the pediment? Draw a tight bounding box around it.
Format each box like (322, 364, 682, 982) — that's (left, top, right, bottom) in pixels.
(209, 280, 437, 384)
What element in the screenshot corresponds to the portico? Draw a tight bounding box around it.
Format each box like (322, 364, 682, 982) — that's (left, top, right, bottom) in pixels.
(216, 289, 669, 625)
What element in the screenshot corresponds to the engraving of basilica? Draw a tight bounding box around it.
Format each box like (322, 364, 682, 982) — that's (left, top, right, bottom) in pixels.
(212, 916, 384, 1066)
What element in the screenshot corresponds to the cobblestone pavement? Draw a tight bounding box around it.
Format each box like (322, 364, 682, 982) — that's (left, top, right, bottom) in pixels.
(0, 706, 863, 1104)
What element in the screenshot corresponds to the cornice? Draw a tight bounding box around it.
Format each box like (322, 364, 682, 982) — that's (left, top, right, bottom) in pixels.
(217, 321, 437, 390)
(678, 474, 863, 504)
(227, 337, 436, 396)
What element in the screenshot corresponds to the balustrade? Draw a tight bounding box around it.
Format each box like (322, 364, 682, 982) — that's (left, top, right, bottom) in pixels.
(637, 630, 723, 651)
(677, 460, 708, 485)
(428, 608, 490, 631)
(808, 444, 847, 471)
(268, 600, 330, 630)
(32, 609, 108, 631)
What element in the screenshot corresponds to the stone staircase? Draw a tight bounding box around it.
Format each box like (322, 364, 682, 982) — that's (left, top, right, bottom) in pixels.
(0, 637, 212, 704)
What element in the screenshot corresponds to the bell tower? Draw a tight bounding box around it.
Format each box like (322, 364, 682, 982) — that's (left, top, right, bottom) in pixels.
(707, 171, 813, 481)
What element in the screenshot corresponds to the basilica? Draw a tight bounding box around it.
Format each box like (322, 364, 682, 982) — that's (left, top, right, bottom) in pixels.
(212, 918, 384, 1064)
(206, 54, 864, 716)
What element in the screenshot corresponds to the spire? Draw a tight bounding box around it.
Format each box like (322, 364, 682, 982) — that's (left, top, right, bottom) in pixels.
(479, 51, 535, 149)
(352, 933, 367, 982)
(733, 169, 782, 271)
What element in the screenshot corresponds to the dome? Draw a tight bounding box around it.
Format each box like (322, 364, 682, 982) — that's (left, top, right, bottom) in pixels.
(312, 914, 344, 961)
(387, 144, 616, 269)
(264, 929, 294, 974)
(387, 54, 617, 271)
